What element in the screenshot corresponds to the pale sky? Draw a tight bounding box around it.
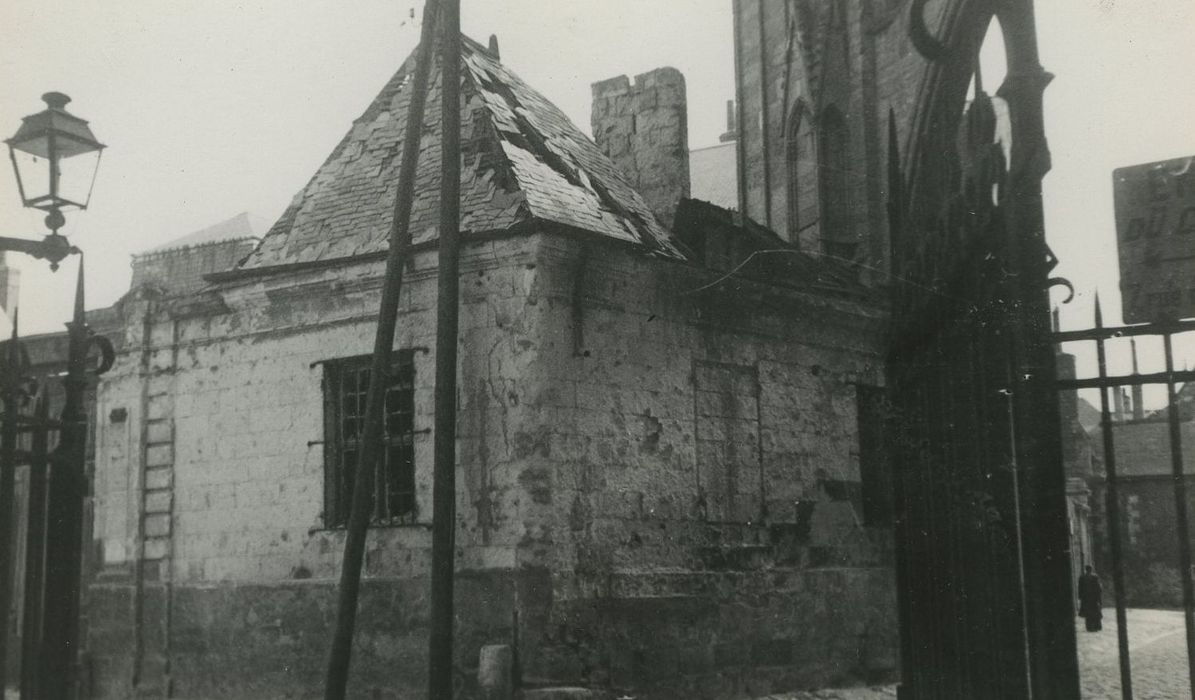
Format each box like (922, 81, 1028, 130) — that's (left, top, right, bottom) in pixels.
(2, 1, 1193, 398)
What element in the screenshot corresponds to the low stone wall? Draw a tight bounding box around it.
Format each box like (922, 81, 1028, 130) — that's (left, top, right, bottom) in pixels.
(87, 563, 896, 699)
(531, 568, 898, 699)
(87, 572, 517, 699)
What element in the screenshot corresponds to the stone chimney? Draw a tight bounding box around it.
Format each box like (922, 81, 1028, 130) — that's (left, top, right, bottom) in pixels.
(720, 99, 737, 143)
(1130, 338, 1144, 420)
(1113, 387, 1127, 422)
(0, 252, 19, 316)
(591, 67, 690, 228)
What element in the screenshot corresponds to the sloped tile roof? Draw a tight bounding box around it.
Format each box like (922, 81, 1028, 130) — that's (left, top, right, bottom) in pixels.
(238, 35, 685, 271)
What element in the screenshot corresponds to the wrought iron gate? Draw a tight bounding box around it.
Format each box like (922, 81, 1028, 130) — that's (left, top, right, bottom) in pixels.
(1, 305, 113, 698)
(887, 2, 1079, 697)
(1055, 313, 1195, 699)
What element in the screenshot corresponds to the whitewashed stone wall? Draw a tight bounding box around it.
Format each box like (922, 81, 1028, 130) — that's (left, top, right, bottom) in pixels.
(87, 230, 896, 699)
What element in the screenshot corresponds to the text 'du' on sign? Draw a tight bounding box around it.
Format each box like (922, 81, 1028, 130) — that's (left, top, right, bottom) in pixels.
(1113, 156, 1195, 324)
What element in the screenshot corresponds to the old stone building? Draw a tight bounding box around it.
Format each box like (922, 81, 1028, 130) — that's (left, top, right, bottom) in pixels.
(79, 32, 899, 699)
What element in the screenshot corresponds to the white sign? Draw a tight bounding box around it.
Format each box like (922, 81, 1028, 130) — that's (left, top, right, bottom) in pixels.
(1113, 156, 1195, 323)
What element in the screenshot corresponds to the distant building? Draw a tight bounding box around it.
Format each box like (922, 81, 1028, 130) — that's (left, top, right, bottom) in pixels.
(1055, 347, 1099, 606)
(129, 212, 260, 296)
(688, 100, 740, 212)
(1089, 382, 1195, 608)
(0, 252, 19, 323)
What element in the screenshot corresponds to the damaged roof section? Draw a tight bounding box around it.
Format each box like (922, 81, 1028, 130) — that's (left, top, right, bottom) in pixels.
(673, 198, 867, 298)
(238, 35, 685, 272)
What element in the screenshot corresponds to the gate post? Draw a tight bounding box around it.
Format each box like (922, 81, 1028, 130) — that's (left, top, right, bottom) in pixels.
(990, 1, 1081, 696)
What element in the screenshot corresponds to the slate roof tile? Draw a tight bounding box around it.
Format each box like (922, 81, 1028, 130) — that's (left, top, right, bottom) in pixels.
(238, 35, 684, 272)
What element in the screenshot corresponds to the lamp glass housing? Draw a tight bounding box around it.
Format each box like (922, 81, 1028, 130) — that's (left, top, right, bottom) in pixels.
(6, 92, 105, 213)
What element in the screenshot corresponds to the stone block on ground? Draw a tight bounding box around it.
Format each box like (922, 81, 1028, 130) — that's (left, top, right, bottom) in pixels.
(519, 688, 614, 700)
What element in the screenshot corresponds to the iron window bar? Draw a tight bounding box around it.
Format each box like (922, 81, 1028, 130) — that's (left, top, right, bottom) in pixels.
(323, 350, 419, 528)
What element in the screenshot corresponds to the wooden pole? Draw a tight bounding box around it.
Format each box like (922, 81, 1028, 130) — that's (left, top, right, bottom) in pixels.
(322, 2, 440, 697)
(428, 0, 461, 696)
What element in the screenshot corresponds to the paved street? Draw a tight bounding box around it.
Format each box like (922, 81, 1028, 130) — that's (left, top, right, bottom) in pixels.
(0, 611, 1184, 699)
(755, 687, 897, 700)
(1077, 608, 1191, 699)
(756, 609, 1191, 700)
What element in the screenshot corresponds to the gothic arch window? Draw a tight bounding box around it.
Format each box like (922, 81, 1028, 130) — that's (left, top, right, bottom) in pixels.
(818, 105, 854, 258)
(785, 100, 819, 245)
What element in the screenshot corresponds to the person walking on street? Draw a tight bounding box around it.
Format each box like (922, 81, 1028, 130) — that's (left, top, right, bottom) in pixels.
(1078, 565, 1103, 632)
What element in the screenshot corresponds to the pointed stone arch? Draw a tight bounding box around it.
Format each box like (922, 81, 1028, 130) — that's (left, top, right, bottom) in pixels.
(784, 98, 819, 248)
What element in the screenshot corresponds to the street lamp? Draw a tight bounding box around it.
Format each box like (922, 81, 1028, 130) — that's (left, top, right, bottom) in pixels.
(3, 91, 105, 269)
(0, 92, 110, 699)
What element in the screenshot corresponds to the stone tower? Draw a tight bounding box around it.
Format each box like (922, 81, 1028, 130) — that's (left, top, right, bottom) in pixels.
(591, 67, 691, 229)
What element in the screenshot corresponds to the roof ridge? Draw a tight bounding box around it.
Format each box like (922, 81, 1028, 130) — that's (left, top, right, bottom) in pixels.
(236, 31, 685, 272)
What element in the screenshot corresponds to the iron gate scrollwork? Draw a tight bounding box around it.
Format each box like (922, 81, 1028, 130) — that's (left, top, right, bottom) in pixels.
(1, 306, 114, 698)
(887, 1, 1079, 697)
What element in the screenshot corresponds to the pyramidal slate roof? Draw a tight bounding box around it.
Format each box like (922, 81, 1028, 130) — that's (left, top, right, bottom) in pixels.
(238, 35, 686, 271)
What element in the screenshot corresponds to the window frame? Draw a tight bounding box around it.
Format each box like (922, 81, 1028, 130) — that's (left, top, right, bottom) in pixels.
(321, 350, 418, 528)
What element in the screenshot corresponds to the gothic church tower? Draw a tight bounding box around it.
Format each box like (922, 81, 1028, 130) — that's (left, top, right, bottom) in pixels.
(733, 0, 920, 274)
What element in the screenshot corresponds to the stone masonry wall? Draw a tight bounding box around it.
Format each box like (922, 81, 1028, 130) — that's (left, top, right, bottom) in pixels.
(507, 235, 897, 696)
(1091, 476, 1195, 609)
(88, 235, 549, 698)
(591, 68, 691, 229)
(87, 229, 895, 698)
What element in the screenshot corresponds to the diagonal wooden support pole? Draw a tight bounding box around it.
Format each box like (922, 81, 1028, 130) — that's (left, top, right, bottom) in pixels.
(323, 2, 440, 697)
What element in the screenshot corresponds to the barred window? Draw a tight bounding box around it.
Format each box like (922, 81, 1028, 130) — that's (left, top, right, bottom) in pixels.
(322, 351, 416, 527)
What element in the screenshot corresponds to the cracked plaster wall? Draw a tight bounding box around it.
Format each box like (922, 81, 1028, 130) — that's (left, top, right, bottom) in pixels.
(95, 237, 546, 585)
(87, 230, 897, 697)
(88, 234, 549, 698)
